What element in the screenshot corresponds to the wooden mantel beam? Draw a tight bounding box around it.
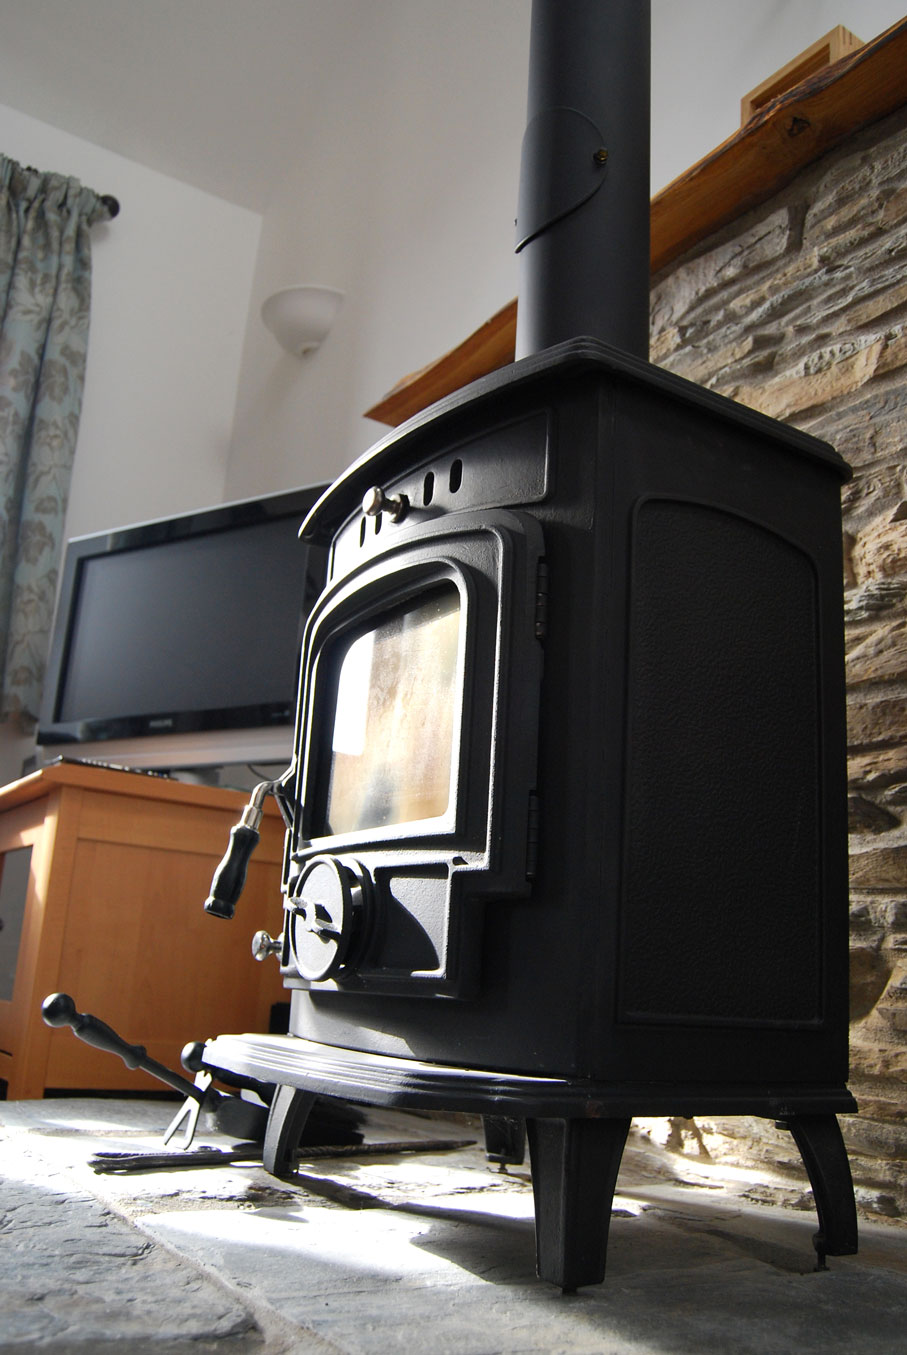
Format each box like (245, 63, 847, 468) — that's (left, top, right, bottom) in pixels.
(366, 16, 907, 428)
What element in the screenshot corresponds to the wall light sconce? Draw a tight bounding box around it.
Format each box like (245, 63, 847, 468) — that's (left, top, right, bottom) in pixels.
(261, 285, 344, 356)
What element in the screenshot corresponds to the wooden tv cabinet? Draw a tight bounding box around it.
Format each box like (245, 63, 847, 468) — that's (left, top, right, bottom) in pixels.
(0, 761, 287, 1099)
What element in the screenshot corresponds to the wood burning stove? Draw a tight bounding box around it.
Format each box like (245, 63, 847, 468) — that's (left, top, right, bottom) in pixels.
(203, 0, 858, 1288)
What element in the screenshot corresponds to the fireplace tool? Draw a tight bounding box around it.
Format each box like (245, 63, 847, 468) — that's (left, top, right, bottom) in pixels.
(40, 990, 272, 1147)
(182, 0, 857, 1289)
(40, 991, 476, 1172)
(39, 988, 370, 1159)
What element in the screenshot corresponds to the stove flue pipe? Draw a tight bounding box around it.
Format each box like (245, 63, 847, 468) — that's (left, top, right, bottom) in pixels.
(515, 0, 651, 361)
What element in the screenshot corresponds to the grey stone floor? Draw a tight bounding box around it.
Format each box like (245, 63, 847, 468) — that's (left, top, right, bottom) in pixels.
(2, 1097, 906, 1354)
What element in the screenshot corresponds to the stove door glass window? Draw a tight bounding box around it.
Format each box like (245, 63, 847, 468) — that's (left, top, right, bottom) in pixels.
(325, 583, 461, 835)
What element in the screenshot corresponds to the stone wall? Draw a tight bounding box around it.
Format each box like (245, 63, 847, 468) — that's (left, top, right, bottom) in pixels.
(646, 103, 907, 1220)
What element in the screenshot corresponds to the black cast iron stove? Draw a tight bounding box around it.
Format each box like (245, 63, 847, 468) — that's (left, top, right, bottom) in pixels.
(204, 0, 858, 1288)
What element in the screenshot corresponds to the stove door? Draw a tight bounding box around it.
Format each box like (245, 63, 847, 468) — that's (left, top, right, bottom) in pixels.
(283, 508, 545, 999)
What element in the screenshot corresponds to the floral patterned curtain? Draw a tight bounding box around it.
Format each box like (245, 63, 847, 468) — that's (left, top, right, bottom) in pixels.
(0, 155, 112, 731)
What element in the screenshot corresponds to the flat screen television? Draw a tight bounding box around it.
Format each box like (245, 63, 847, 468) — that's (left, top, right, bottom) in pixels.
(37, 484, 328, 779)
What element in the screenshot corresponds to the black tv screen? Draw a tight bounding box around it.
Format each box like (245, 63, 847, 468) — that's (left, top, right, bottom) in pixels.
(38, 485, 328, 769)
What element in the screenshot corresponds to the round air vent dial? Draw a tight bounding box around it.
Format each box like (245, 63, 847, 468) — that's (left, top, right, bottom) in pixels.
(288, 856, 368, 982)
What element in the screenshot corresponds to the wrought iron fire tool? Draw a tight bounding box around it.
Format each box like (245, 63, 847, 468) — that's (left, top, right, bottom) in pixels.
(41, 992, 271, 1147)
(89, 1136, 476, 1174)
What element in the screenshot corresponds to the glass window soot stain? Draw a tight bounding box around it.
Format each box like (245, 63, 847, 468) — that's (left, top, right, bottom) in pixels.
(325, 584, 461, 834)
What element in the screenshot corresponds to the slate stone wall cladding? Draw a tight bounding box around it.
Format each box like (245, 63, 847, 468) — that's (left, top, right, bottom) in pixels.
(647, 103, 907, 1220)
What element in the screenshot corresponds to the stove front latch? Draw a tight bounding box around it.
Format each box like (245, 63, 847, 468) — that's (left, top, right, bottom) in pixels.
(285, 855, 369, 982)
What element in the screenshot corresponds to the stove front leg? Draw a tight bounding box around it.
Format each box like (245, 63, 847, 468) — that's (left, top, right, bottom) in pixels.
(526, 1115, 631, 1290)
(262, 1084, 318, 1176)
(780, 1113, 859, 1268)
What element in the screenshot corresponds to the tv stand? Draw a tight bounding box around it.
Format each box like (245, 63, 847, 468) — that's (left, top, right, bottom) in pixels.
(0, 762, 286, 1098)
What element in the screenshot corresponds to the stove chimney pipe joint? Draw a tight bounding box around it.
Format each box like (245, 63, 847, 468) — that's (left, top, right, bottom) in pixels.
(515, 105, 609, 253)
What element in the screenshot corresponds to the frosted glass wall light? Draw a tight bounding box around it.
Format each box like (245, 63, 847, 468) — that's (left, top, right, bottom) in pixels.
(261, 285, 344, 356)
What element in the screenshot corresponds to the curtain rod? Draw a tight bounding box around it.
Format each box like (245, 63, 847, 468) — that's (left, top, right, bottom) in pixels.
(19, 164, 120, 219)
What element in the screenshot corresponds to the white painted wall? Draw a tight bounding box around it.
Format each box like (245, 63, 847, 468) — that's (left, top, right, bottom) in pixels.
(226, 0, 530, 500)
(0, 103, 261, 537)
(0, 103, 261, 781)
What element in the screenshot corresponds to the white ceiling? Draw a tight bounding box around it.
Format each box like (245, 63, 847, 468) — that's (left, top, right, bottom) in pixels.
(3, 2, 905, 215)
(0, 0, 393, 211)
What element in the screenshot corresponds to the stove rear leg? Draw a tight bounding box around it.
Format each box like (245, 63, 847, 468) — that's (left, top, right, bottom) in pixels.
(262, 1084, 317, 1177)
(780, 1114, 858, 1268)
(483, 1115, 526, 1166)
(526, 1116, 631, 1290)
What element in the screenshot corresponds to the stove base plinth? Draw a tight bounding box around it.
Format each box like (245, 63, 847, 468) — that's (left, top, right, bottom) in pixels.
(205, 1033, 859, 1287)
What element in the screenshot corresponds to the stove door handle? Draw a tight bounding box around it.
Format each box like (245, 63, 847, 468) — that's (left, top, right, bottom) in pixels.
(204, 780, 278, 919)
(203, 823, 259, 919)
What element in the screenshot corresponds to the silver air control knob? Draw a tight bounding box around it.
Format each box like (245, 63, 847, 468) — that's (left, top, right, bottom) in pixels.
(362, 485, 408, 522)
(251, 930, 282, 962)
(288, 856, 368, 982)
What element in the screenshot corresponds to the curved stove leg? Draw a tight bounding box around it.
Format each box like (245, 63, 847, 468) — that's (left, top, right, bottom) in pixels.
(262, 1084, 317, 1177)
(783, 1114, 858, 1268)
(526, 1116, 631, 1291)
